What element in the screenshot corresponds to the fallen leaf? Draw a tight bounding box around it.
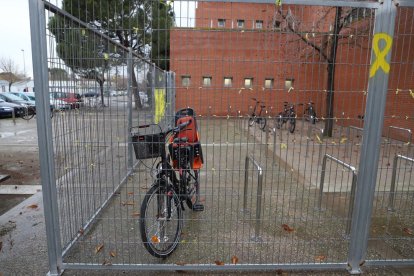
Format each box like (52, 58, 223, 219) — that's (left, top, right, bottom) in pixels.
(131, 212, 140, 218)
(95, 244, 104, 254)
(315, 134, 322, 144)
(280, 143, 287, 149)
(231, 255, 239, 264)
(403, 227, 413, 235)
(282, 224, 295, 233)
(102, 259, 112, 266)
(27, 204, 38, 209)
(110, 251, 116, 257)
(78, 228, 84, 236)
(127, 192, 134, 195)
(214, 260, 224, 266)
(315, 255, 327, 262)
(121, 201, 135, 206)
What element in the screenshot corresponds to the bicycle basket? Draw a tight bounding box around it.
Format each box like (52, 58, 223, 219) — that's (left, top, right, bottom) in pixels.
(131, 132, 164, 160)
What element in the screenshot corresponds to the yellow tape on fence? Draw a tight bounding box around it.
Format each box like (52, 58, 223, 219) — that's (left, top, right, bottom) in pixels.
(155, 89, 166, 124)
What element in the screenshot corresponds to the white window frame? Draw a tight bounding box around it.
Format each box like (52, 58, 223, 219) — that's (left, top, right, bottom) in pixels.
(237, 19, 245, 29)
(255, 20, 263, 29)
(203, 76, 212, 87)
(181, 76, 191, 87)
(244, 78, 253, 88)
(218, 19, 226, 28)
(264, 78, 274, 89)
(224, 77, 233, 87)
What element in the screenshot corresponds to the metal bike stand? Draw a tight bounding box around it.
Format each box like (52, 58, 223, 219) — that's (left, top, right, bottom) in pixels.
(388, 154, 414, 212)
(242, 155, 264, 242)
(319, 154, 357, 235)
(344, 126, 363, 158)
(386, 126, 412, 157)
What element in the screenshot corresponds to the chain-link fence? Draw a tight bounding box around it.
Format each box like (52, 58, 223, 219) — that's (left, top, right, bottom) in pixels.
(29, 0, 413, 274)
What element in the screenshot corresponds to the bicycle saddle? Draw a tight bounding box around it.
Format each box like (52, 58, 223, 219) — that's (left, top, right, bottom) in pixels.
(260, 105, 266, 108)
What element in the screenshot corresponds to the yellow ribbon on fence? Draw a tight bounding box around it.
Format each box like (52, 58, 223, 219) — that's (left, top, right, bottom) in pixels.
(369, 33, 392, 78)
(155, 89, 166, 124)
(275, 0, 282, 6)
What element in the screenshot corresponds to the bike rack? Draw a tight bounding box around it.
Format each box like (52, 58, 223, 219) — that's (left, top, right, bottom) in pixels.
(386, 126, 412, 157)
(319, 154, 357, 235)
(388, 154, 414, 212)
(242, 155, 264, 242)
(344, 126, 364, 157)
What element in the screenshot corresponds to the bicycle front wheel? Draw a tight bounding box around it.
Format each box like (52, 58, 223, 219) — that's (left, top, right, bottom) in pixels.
(248, 116, 255, 126)
(22, 107, 35, 120)
(140, 181, 183, 258)
(289, 117, 296, 133)
(259, 117, 266, 130)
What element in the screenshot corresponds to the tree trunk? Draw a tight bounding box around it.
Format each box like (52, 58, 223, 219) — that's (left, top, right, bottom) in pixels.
(132, 70, 143, 110)
(324, 7, 342, 137)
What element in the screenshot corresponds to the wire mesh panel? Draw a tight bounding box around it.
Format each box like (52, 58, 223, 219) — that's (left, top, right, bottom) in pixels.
(29, 0, 414, 274)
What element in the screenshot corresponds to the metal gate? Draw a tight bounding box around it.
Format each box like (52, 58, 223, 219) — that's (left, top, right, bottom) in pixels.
(29, 0, 414, 274)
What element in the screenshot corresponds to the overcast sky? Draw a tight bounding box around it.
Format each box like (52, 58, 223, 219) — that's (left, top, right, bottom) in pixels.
(0, 0, 33, 78)
(0, 0, 194, 80)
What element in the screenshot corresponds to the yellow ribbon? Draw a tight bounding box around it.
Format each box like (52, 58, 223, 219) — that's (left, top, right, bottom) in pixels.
(369, 33, 392, 78)
(103, 53, 109, 60)
(154, 89, 166, 123)
(275, 0, 282, 6)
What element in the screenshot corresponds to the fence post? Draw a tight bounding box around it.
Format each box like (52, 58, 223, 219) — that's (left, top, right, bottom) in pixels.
(127, 48, 133, 171)
(347, 0, 397, 273)
(388, 155, 414, 211)
(29, 0, 62, 274)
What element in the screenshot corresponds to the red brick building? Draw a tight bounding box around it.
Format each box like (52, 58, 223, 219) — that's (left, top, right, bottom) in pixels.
(170, 3, 413, 140)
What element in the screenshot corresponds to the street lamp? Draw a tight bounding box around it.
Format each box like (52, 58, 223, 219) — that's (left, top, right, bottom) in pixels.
(21, 49, 26, 77)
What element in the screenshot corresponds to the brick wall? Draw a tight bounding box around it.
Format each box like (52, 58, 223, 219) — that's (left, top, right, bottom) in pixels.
(170, 4, 414, 141)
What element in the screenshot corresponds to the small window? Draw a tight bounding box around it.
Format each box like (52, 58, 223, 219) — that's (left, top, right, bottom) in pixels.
(274, 20, 281, 30)
(244, 78, 253, 88)
(264, 78, 274, 89)
(255, 20, 263, 29)
(224, 77, 233, 87)
(218, 19, 226, 28)
(237, 19, 245, 29)
(181, 76, 191, 87)
(203, 76, 212, 87)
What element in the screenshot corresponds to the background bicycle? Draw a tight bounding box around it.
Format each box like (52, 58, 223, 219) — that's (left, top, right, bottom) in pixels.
(248, 97, 267, 130)
(275, 102, 299, 133)
(304, 101, 317, 124)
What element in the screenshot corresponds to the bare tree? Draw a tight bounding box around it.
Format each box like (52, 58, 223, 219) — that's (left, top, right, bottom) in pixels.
(0, 57, 24, 91)
(275, 6, 374, 137)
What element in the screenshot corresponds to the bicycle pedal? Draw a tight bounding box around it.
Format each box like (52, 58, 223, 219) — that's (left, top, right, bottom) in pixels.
(192, 203, 204, 211)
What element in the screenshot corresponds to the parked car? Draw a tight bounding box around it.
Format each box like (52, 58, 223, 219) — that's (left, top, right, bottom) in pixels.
(10, 92, 36, 105)
(50, 92, 83, 109)
(0, 92, 36, 113)
(0, 99, 25, 118)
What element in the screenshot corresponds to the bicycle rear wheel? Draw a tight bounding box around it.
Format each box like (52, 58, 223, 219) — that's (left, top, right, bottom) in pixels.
(258, 117, 266, 130)
(248, 116, 255, 126)
(289, 117, 296, 133)
(140, 180, 182, 258)
(275, 113, 283, 129)
(22, 107, 35, 120)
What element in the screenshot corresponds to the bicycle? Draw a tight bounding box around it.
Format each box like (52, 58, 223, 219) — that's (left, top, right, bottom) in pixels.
(304, 101, 317, 124)
(21, 105, 55, 120)
(131, 113, 204, 258)
(275, 102, 297, 133)
(248, 98, 267, 130)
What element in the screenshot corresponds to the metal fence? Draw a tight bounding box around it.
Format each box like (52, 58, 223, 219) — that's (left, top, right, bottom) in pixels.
(29, 0, 413, 274)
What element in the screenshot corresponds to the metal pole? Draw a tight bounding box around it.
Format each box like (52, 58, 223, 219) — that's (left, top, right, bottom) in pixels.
(388, 154, 399, 212)
(306, 124, 312, 157)
(243, 156, 249, 212)
(318, 155, 328, 210)
(253, 165, 263, 242)
(346, 172, 358, 235)
(127, 48, 133, 170)
(348, 0, 397, 273)
(29, 0, 62, 275)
